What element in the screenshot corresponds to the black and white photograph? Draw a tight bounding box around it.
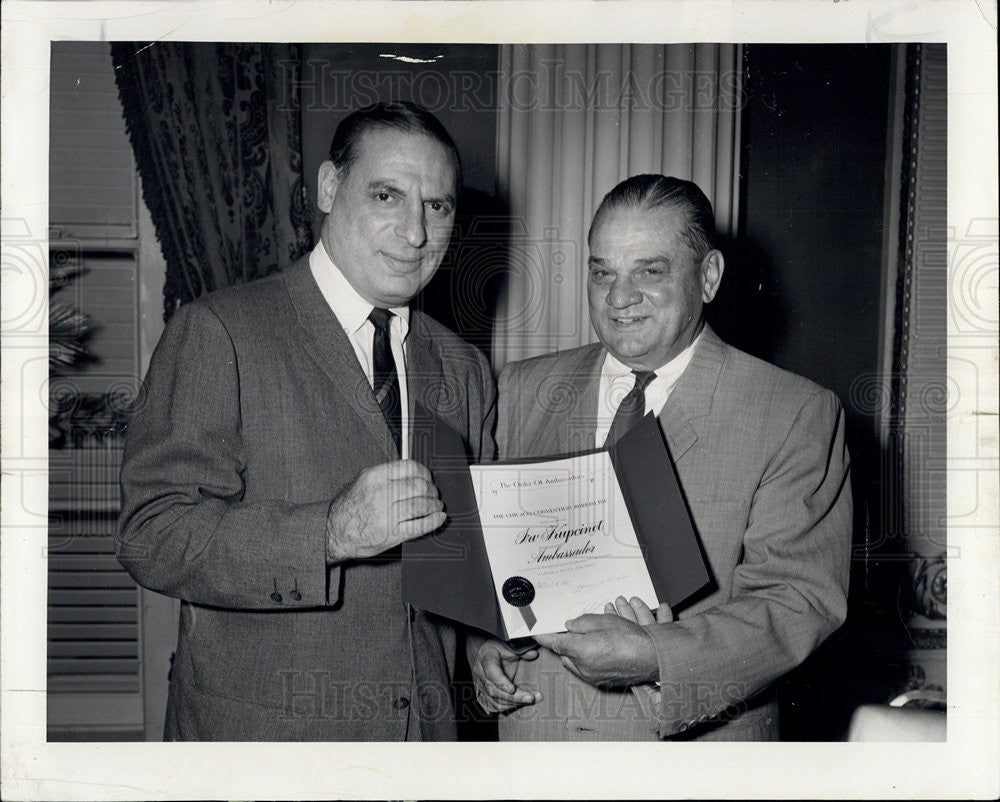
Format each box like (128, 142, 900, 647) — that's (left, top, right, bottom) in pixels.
(1, 1, 997, 799)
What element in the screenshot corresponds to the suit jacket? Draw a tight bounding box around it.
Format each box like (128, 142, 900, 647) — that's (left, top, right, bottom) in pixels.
(117, 256, 496, 741)
(494, 327, 852, 741)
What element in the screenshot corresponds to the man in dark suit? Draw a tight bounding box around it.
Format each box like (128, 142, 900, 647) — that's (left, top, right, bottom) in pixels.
(117, 102, 496, 741)
(468, 174, 852, 740)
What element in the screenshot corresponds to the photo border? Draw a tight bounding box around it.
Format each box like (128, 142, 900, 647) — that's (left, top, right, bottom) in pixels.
(2, 1, 997, 799)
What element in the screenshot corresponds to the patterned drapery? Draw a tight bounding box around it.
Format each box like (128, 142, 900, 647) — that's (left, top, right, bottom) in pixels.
(111, 42, 313, 320)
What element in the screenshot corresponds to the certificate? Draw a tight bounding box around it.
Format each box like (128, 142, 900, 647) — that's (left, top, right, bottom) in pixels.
(470, 452, 658, 637)
(402, 405, 710, 640)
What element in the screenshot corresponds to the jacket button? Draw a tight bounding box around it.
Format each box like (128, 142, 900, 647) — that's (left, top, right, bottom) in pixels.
(393, 697, 409, 710)
(290, 590, 302, 601)
(270, 592, 282, 603)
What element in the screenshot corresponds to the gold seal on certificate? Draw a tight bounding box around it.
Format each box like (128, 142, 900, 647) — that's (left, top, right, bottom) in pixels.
(501, 576, 537, 630)
(470, 450, 659, 637)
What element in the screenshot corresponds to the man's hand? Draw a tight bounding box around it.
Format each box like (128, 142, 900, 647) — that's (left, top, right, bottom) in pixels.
(604, 596, 673, 711)
(326, 459, 445, 563)
(533, 608, 660, 688)
(469, 638, 542, 713)
(604, 595, 673, 626)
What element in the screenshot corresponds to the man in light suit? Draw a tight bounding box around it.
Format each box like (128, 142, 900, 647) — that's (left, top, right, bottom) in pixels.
(469, 174, 852, 741)
(117, 102, 496, 740)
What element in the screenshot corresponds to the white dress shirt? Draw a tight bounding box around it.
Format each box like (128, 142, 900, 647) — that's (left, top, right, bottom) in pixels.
(309, 241, 411, 458)
(594, 328, 705, 446)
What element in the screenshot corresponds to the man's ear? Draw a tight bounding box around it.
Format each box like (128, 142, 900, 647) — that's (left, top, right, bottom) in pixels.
(317, 160, 340, 214)
(700, 249, 725, 303)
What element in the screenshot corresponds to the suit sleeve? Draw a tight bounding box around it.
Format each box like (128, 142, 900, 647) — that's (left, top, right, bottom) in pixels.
(645, 389, 853, 738)
(116, 302, 337, 610)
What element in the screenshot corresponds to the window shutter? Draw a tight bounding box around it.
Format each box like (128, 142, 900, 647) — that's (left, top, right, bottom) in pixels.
(48, 41, 146, 734)
(48, 443, 140, 694)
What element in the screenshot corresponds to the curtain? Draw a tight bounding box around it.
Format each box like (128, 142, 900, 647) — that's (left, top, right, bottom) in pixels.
(111, 43, 313, 320)
(492, 44, 742, 368)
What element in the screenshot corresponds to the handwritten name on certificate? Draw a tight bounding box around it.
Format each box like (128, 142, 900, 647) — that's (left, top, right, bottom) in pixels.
(469, 451, 658, 637)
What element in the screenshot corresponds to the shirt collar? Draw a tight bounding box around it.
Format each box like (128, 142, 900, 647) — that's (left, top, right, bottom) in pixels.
(308, 240, 410, 337)
(601, 326, 705, 387)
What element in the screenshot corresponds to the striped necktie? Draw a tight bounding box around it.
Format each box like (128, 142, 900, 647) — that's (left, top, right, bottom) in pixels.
(603, 370, 656, 448)
(368, 307, 402, 455)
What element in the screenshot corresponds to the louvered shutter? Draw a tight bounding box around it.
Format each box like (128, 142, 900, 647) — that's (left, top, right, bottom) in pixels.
(48, 444, 140, 693)
(47, 41, 146, 737)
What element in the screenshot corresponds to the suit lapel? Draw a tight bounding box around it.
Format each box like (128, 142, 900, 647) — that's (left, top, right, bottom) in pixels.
(556, 344, 603, 455)
(404, 311, 445, 425)
(656, 325, 727, 462)
(281, 257, 396, 458)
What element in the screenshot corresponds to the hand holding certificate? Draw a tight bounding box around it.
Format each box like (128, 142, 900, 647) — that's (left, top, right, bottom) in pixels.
(470, 451, 658, 637)
(402, 407, 709, 639)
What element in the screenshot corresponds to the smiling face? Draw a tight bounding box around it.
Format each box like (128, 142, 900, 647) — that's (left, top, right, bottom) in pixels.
(318, 126, 458, 307)
(586, 203, 724, 371)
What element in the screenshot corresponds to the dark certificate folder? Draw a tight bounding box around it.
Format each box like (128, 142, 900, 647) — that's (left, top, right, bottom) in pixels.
(403, 407, 710, 639)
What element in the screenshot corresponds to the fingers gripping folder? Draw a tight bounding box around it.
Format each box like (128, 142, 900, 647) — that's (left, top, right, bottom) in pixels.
(403, 407, 709, 639)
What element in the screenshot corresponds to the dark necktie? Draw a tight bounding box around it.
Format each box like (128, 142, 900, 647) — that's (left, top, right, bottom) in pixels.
(368, 307, 402, 456)
(603, 370, 656, 448)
